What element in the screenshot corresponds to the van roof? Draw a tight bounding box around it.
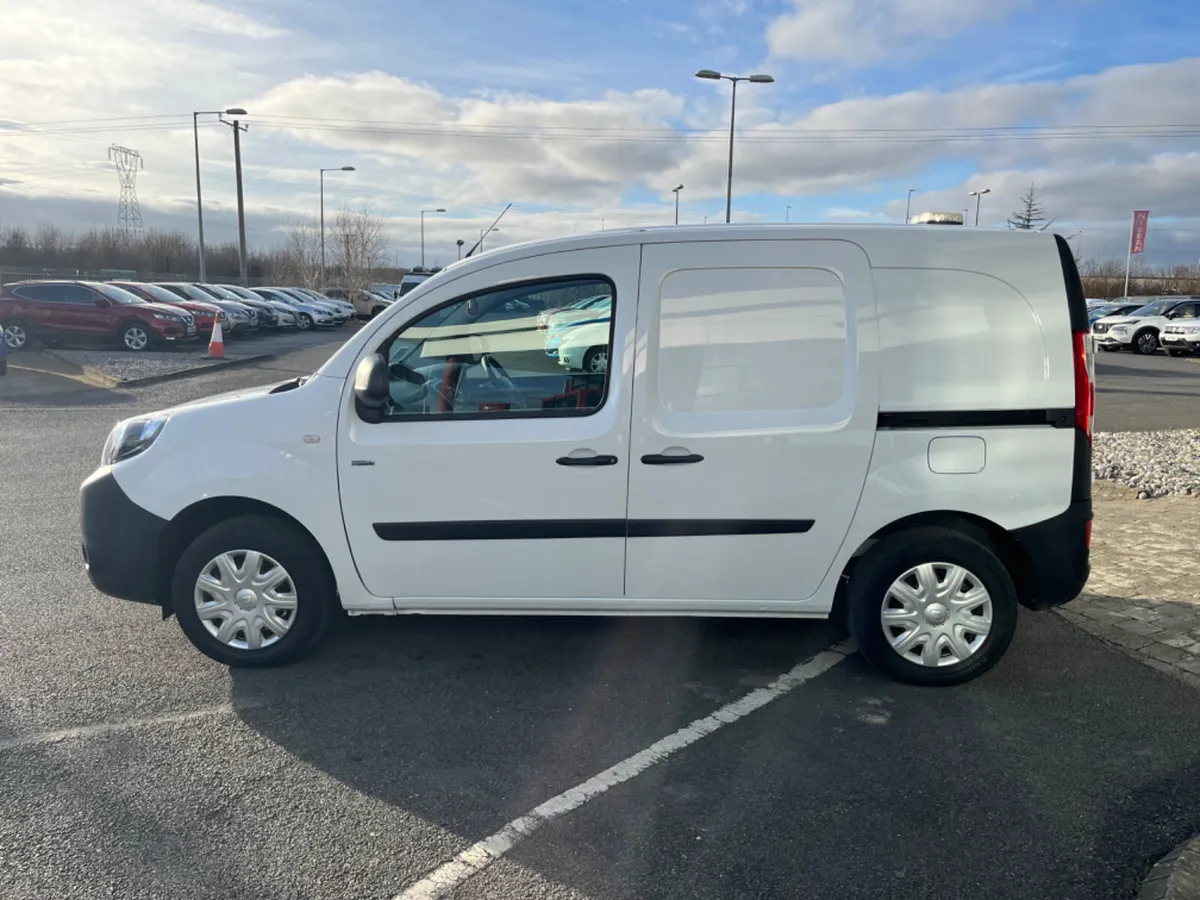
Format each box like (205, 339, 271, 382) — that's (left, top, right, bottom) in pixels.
(446, 223, 1059, 274)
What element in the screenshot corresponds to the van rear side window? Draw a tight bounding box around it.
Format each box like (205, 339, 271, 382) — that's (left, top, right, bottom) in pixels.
(656, 267, 847, 414)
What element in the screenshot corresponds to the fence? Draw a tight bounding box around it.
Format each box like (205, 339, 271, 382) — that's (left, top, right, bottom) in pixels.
(0, 266, 265, 287)
(1081, 275, 1200, 300)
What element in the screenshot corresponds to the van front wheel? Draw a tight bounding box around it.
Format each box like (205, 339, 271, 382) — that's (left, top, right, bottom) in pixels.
(846, 527, 1018, 686)
(171, 515, 336, 667)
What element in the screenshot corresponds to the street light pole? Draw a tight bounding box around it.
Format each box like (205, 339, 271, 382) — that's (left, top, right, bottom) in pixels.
(193, 107, 246, 281)
(905, 188, 915, 224)
(695, 69, 774, 224)
(786, 205, 792, 223)
(420, 208, 445, 268)
(319, 166, 355, 288)
(968, 188, 991, 226)
(672, 184, 684, 225)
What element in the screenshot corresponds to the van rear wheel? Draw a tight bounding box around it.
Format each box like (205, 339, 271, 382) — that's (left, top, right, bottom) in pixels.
(846, 527, 1018, 686)
(171, 515, 336, 667)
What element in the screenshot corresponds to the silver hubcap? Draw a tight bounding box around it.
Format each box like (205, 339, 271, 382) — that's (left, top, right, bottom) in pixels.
(4, 325, 26, 348)
(194, 550, 297, 650)
(124, 327, 149, 350)
(880, 563, 993, 667)
(298, 316, 310, 329)
(587, 349, 608, 374)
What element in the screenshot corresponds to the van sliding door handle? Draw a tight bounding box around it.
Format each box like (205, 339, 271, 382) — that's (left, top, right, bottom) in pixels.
(556, 454, 619, 467)
(641, 453, 704, 465)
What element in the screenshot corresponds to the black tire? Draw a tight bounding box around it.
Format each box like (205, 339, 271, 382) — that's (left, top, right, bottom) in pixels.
(120, 322, 153, 352)
(171, 515, 337, 668)
(582, 346, 608, 374)
(1097, 345, 1120, 352)
(2, 320, 30, 351)
(370, 306, 385, 319)
(297, 313, 313, 330)
(1133, 328, 1160, 355)
(1166, 347, 1188, 358)
(846, 526, 1018, 686)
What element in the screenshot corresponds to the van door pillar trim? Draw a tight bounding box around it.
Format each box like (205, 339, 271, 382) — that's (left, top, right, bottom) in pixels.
(372, 519, 815, 541)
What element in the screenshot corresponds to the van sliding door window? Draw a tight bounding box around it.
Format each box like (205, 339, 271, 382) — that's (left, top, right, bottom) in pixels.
(656, 267, 848, 414)
(377, 276, 615, 419)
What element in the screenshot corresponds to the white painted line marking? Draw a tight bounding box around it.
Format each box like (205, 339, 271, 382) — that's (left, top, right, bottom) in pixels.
(394, 643, 854, 900)
(0, 702, 257, 753)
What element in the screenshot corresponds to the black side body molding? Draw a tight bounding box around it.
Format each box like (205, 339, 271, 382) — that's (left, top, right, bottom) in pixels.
(373, 519, 815, 541)
(877, 408, 1075, 430)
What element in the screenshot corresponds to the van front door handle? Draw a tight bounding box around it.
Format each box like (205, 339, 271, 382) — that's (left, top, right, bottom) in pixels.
(641, 452, 704, 465)
(556, 454, 619, 467)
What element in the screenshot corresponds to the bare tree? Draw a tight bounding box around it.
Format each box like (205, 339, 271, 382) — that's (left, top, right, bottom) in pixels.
(1008, 183, 1055, 230)
(287, 215, 323, 288)
(330, 205, 389, 296)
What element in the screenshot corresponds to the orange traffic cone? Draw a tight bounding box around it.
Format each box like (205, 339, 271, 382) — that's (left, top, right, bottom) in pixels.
(206, 320, 225, 359)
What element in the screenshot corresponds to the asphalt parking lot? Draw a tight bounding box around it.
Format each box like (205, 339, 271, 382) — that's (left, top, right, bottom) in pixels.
(2, 340, 1199, 899)
(1095, 348, 1200, 432)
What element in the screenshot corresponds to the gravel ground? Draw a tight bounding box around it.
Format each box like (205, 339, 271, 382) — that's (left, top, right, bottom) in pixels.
(1094, 429, 1200, 498)
(48, 347, 265, 384)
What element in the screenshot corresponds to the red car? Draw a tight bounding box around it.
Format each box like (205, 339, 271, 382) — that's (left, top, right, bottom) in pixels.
(0, 280, 197, 352)
(110, 281, 223, 336)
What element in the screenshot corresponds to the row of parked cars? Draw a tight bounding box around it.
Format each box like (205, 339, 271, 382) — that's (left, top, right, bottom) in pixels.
(1089, 295, 1200, 356)
(0, 281, 368, 352)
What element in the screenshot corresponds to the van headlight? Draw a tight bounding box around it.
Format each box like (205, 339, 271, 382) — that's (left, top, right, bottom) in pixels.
(102, 415, 169, 465)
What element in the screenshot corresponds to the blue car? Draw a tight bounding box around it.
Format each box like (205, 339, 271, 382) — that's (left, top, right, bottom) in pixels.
(1089, 302, 1140, 326)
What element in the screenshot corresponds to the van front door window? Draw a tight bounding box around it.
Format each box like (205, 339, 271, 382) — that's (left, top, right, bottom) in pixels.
(378, 277, 615, 418)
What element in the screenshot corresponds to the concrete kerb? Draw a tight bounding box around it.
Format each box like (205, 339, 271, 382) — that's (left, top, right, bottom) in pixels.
(9, 350, 276, 393)
(1140, 835, 1200, 899)
(38, 348, 276, 389)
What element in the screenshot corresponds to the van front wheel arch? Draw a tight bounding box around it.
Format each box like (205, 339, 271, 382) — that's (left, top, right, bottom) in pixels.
(846, 526, 1018, 686)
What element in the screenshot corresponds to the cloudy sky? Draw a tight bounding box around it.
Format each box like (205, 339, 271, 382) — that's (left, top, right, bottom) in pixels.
(1, 0, 1198, 267)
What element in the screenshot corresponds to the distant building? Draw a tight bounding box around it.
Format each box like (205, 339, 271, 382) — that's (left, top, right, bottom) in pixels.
(911, 212, 965, 225)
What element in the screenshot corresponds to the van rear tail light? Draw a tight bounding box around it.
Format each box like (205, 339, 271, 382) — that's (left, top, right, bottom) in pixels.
(1085, 518, 1093, 548)
(1072, 330, 1094, 442)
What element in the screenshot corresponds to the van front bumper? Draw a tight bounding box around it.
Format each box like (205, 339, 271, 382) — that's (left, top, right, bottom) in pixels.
(80, 468, 168, 606)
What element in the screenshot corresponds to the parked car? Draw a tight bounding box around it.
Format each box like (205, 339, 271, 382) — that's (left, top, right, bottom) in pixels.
(1087, 302, 1140, 326)
(398, 270, 433, 296)
(322, 287, 391, 318)
(1159, 302, 1200, 356)
(79, 226, 1092, 687)
(288, 288, 355, 320)
(0, 280, 196, 351)
(537, 293, 612, 331)
(251, 288, 339, 330)
(544, 296, 612, 358)
(0, 319, 7, 374)
(155, 283, 258, 334)
(191, 284, 286, 328)
(109, 282, 224, 336)
(556, 319, 610, 374)
(209, 285, 295, 327)
(1091, 297, 1199, 354)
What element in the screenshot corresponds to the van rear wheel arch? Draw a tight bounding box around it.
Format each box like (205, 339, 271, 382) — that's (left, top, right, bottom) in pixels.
(840, 511, 1034, 608)
(156, 497, 337, 618)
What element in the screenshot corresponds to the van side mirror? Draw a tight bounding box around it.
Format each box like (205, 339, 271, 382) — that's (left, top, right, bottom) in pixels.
(354, 354, 389, 423)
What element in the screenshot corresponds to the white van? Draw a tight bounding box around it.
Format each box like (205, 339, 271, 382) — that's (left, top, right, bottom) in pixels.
(80, 226, 1093, 686)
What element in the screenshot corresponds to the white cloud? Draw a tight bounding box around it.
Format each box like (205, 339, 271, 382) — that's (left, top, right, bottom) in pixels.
(767, 0, 1030, 65)
(161, 0, 289, 39)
